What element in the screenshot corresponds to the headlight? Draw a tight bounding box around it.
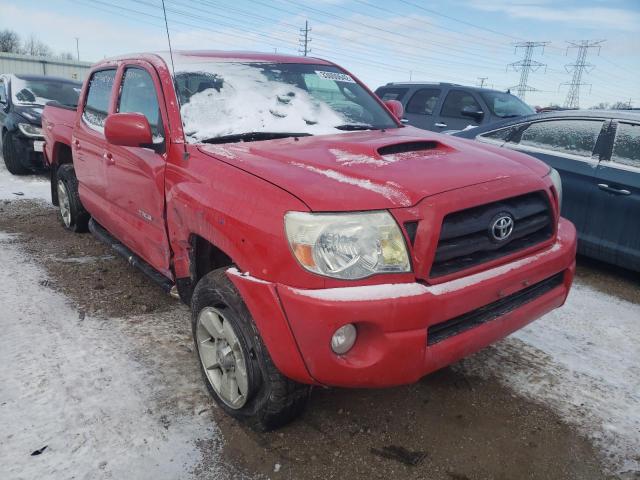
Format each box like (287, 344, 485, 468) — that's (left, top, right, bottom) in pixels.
(547, 168, 563, 210)
(285, 211, 411, 279)
(18, 123, 43, 138)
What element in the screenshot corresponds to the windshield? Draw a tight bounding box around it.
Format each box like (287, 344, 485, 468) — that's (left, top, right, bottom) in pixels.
(172, 61, 398, 143)
(480, 91, 534, 118)
(11, 76, 82, 107)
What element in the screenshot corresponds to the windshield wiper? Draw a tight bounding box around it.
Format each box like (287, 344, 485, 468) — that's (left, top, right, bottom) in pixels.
(201, 132, 312, 144)
(335, 124, 378, 131)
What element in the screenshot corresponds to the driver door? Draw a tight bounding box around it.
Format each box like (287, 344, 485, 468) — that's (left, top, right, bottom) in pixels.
(104, 63, 172, 277)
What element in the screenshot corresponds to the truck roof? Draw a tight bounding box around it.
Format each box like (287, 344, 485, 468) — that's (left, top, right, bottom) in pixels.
(95, 50, 334, 70)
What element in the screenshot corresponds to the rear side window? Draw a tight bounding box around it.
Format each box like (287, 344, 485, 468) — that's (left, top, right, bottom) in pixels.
(406, 88, 441, 115)
(518, 119, 604, 158)
(611, 122, 640, 169)
(376, 87, 408, 102)
(441, 90, 482, 119)
(83, 69, 116, 131)
(118, 67, 163, 141)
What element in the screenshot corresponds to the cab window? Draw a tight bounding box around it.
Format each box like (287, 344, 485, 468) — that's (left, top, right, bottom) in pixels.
(83, 69, 116, 131)
(118, 67, 163, 142)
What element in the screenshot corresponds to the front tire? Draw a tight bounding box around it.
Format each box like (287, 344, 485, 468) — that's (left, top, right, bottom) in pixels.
(192, 268, 311, 431)
(56, 164, 89, 233)
(2, 130, 30, 175)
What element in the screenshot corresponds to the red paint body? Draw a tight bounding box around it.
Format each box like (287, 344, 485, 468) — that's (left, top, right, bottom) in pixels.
(42, 51, 577, 388)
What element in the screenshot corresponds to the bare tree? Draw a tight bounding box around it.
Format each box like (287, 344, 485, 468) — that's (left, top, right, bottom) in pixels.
(57, 51, 75, 61)
(611, 101, 632, 110)
(0, 29, 21, 53)
(590, 102, 610, 110)
(22, 34, 52, 57)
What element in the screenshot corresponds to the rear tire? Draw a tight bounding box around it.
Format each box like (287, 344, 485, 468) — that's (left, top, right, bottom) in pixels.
(192, 268, 311, 431)
(2, 130, 30, 175)
(56, 164, 89, 233)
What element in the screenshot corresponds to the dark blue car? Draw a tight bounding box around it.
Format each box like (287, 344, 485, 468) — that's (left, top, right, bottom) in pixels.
(454, 110, 640, 272)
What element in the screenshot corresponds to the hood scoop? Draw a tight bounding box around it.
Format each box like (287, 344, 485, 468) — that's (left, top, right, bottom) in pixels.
(377, 141, 440, 156)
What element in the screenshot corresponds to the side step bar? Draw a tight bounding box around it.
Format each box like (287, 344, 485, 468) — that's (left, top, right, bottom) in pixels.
(89, 218, 178, 297)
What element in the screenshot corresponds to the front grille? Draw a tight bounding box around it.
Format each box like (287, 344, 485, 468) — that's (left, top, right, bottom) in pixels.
(430, 191, 553, 278)
(426, 272, 564, 345)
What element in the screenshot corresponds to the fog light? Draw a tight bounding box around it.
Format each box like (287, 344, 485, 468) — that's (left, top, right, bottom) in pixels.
(331, 324, 357, 355)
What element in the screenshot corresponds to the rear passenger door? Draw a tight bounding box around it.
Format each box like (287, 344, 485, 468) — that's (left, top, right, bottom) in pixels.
(435, 89, 484, 132)
(592, 121, 640, 270)
(403, 88, 442, 130)
(505, 118, 607, 251)
(73, 68, 117, 222)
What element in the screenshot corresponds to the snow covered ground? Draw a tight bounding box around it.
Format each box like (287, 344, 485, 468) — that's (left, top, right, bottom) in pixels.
(0, 159, 638, 476)
(0, 233, 242, 480)
(464, 281, 640, 475)
(0, 161, 50, 201)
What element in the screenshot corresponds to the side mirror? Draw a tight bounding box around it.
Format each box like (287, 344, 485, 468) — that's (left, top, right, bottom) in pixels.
(0, 90, 7, 105)
(384, 100, 404, 121)
(460, 106, 484, 121)
(104, 113, 153, 147)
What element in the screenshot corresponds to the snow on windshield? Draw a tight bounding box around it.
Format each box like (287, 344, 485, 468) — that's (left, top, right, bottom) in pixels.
(176, 62, 347, 142)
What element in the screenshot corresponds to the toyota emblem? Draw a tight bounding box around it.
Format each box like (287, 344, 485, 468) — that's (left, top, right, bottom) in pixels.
(490, 213, 514, 242)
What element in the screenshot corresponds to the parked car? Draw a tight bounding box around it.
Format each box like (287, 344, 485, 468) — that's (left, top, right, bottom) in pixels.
(375, 82, 534, 133)
(42, 51, 576, 430)
(454, 110, 640, 272)
(0, 74, 81, 174)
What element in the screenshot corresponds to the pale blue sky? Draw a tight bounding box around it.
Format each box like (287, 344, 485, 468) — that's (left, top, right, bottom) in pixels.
(2, 0, 638, 108)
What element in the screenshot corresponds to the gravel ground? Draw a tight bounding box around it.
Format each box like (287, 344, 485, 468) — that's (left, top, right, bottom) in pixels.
(3, 198, 634, 480)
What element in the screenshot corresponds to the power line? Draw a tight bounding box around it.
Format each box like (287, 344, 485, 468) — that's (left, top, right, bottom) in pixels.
(299, 20, 311, 56)
(508, 41, 549, 100)
(561, 40, 605, 109)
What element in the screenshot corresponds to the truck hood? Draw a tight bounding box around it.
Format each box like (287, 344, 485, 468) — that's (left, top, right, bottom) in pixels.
(198, 127, 549, 211)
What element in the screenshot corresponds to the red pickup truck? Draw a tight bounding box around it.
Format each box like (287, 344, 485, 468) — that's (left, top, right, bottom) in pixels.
(42, 51, 576, 430)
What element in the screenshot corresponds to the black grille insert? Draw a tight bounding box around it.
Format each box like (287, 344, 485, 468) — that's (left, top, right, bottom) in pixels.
(430, 191, 553, 278)
(427, 272, 564, 346)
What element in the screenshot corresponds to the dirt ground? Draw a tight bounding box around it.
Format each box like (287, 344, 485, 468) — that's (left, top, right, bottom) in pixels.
(1, 199, 633, 480)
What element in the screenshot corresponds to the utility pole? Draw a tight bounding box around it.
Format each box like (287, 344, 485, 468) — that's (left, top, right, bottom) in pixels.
(298, 20, 311, 57)
(508, 41, 549, 100)
(477, 77, 488, 88)
(75, 37, 79, 61)
(562, 40, 604, 109)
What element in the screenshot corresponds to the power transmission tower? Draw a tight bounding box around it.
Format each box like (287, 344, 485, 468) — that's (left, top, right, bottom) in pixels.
(477, 77, 488, 88)
(561, 40, 605, 109)
(298, 20, 311, 56)
(508, 41, 549, 100)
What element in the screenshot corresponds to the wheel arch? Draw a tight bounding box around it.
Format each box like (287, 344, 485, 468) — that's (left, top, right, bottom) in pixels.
(50, 142, 74, 206)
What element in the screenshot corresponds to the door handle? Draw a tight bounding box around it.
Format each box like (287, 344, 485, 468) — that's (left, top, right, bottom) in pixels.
(73, 139, 80, 150)
(434, 122, 447, 128)
(103, 152, 115, 166)
(597, 183, 631, 195)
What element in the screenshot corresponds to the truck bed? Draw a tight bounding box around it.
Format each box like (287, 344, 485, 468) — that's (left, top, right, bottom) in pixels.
(41, 102, 77, 168)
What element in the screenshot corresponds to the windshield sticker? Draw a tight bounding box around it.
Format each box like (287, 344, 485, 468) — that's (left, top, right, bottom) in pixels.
(315, 71, 356, 83)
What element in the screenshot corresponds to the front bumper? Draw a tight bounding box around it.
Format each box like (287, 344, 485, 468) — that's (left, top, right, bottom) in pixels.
(9, 133, 46, 171)
(229, 218, 577, 388)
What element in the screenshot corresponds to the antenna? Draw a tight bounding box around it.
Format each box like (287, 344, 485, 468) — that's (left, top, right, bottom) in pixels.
(160, 0, 189, 160)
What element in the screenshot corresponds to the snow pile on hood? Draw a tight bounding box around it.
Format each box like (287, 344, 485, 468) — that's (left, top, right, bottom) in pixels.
(179, 63, 346, 142)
